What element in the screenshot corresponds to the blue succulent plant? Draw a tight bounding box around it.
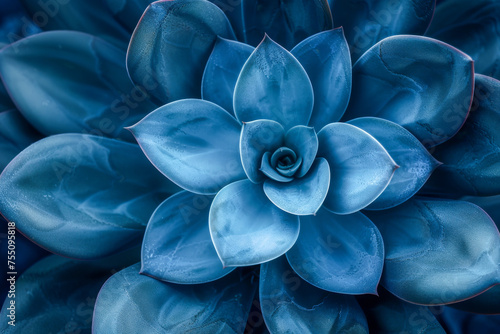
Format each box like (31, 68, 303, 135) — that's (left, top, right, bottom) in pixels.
(1, 0, 500, 333)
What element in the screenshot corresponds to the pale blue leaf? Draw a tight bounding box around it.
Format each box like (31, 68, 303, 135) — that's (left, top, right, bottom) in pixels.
(291, 28, 352, 129)
(141, 191, 234, 284)
(284, 125, 318, 177)
(333, 0, 435, 62)
(263, 158, 330, 215)
(93, 264, 257, 333)
(342, 35, 474, 147)
(287, 208, 384, 294)
(0, 110, 42, 171)
(0, 253, 139, 334)
(462, 195, 500, 230)
(426, 0, 500, 80)
(317, 122, 397, 214)
(202, 37, 254, 115)
(260, 256, 369, 334)
(129, 99, 245, 195)
(0, 31, 157, 142)
(207, 0, 246, 41)
(0, 134, 180, 259)
(127, 0, 236, 103)
(260, 151, 294, 183)
(366, 198, 500, 305)
(233, 35, 314, 130)
(20, 0, 130, 48)
(105, 0, 154, 32)
(209, 180, 300, 267)
(423, 75, 500, 196)
(242, 0, 332, 50)
(240, 119, 284, 183)
(349, 117, 440, 210)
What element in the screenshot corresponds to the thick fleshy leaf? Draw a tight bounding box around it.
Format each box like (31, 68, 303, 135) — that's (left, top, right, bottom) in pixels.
(438, 307, 500, 334)
(423, 75, 500, 196)
(0, 31, 157, 142)
(0, 110, 42, 171)
(291, 28, 351, 129)
(207, 0, 246, 41)
(332, 0, 435, 62)
(141, 191, 234, 284)
(233, 35, 314, 130)
(0, 77, 14, 112)
(462, 195, 500, 229)
(284, 125, 318, 177)
(342, 35, 474, 147)
(105, 0, 154, 32)
(349, 117, 440, 210)
(242, 0, 332, 50)
(366, 198, 500, 305)
(359, 289, 446, 333)
(260, 256, 369, 333)
(260, 152, 294, 183)
(263, 158, 329, 215)
(209, 180, 300, 267)
(240, 119, 284, 183)
(20, 0, 130, 47)
(317, 122, 397, 214)
(287, 208, 384, 294)
(449, 285, 500, 314)
(202, 38, 254, 115)
(426, 0, 500, 80)
(93, 264, 257, 333)
(129, 99, 245, 195)
(0, 253, 138, 334)
(127, 0, 236, 104)
(0, 134, 180, 259)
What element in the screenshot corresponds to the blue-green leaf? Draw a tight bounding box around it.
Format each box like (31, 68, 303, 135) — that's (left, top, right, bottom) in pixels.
(291, 28, 352, 129)
(129, 99, 245, 195)
(240, 120, 285, 183)
(141, 191, 234, 284)
(287, 208, 384, 294)
(263, 158, 330, 215)
(349, 117, 440, 210)
(202, 38, 254, 116)
(127, 0, 235, 103)
(366, 198, 500, 305)
(260, 256, 369, 334)
(0, 134, 180, 259)
(209, 180, 300, 267)
(0, 31, 157, 142)
(342, 35, 474, 147)
(234, 35, 314, 130)
(284, 125, 318, 177)
(93, 264, 257, 333)
(318, 122, 397, 214)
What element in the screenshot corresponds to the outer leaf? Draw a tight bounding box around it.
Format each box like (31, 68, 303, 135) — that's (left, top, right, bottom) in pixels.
(423, 75, 500, 196)
(127, 0, 235, 103)
(0, 110, 42, 171)
(207, 0, 246, 41)
(284, 125, 318, 177)
(366, 198, 500, 305)
(317, 122, 397, 214)
(0, 253, 138, 334)
(426, 0, 500, 80)
(93, 264, 257, 333)
(202, 37, 254, 116)
(263, 158, 330, 215)
(209, 180, 300, 267)
(242, 0, 333, 50)
(0, 76, 14, 112)
(449, 285, 500, 315)
(349, 117, 440, 210)
(332, 0, 435, 62)
(129, 99, 245, 195)
(260, 256, 369, 334)
(0, 31, 157, 142)
(105, 0, 154, 32)
(342, 35, 474, 147)
(287, 208, 384, 294)
(462, 195, 500, 229)
(438, 307, 500, 334)
(240, 119, 284, 183)
(233, 35, 314, 130)
(20, 0, 130, 48)
(291, 28, 352, 129)
(0, 134, 180, 259)
(141, 191, 234, 284)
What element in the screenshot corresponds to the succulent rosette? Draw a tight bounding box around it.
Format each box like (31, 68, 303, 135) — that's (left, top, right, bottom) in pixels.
(0, 0, 500, 333)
